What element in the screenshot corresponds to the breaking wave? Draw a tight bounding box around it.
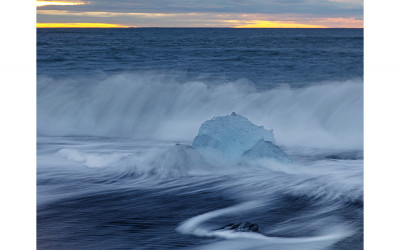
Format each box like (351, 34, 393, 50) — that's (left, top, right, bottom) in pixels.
(37, 72, 363, 149)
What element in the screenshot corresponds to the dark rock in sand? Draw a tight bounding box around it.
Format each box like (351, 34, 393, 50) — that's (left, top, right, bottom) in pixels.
(221, 221, 260, 233)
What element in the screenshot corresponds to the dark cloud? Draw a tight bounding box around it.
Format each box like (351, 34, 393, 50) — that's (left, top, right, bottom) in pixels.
(38, 0, 363, 17)
(37, 0, 363, 27)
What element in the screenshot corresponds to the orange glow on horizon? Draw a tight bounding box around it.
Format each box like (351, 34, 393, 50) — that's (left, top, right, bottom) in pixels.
(314, 17, 363, 28)
(232, 20, 326, 28)
(37, 1, 85, 7)
(37, 23, 131, 28)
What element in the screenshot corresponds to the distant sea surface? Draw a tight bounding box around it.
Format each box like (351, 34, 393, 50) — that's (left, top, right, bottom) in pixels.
(37, 28, 363, 249)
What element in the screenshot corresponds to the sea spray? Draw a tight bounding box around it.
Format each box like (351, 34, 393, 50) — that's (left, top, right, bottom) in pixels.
(38, 73, 363, 149)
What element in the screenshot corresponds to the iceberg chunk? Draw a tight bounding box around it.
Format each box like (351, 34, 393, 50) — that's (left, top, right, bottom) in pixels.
(151, 144, 209, 178)
(242, 139, 291, 163)
(192, 112, 275, 158)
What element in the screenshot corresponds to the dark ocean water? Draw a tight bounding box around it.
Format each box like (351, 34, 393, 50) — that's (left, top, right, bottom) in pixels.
(37, 28, 362, 85)
(37, 28, 363, 249)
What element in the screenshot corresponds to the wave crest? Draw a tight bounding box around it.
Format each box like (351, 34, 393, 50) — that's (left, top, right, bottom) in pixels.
(38, 72, 363, 149)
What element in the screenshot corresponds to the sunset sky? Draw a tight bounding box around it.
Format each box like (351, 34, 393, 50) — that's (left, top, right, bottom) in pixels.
(37, 0, 363, 28)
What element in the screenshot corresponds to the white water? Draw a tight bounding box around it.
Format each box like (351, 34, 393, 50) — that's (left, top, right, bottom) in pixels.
(37, 72, 363, 249)
(177, 201, 353, 250)
(38, 134, 362, 249)
(38, 73, 363, 150)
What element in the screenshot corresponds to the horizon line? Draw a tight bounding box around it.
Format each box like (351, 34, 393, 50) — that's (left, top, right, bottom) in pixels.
(36, 27, 363, 29)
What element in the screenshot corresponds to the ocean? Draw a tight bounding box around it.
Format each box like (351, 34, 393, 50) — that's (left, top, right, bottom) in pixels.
(37, 28, 363, 249)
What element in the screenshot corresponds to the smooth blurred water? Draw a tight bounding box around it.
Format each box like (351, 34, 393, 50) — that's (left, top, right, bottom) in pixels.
(37, 28, 363, 250)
